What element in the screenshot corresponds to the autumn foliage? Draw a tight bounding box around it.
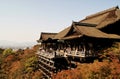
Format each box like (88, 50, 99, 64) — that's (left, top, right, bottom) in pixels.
(0, 43, 120, 79)
(0, 45, 42, 79)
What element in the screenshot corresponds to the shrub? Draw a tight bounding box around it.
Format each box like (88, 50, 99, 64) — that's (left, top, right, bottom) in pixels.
(2, 48, 14, 57)
(24, 56, 39, 73)
(0, 48, 4, 54)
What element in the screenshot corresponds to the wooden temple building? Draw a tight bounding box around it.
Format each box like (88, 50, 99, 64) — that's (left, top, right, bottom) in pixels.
(36, 6, 120, 78)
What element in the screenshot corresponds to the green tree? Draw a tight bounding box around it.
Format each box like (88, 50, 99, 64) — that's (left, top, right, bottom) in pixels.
(0, 48, 4, 54)
(2, 48, 14, 57)
(24, 56, 39, 73)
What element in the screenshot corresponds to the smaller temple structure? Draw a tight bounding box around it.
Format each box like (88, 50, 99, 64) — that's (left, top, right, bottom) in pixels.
(37, 32, 57, 49)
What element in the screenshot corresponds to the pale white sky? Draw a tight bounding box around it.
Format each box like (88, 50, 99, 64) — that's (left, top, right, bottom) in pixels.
(0, 0, 120, 42)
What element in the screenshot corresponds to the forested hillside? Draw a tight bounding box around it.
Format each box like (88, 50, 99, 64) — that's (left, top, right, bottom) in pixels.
(0, 45, 42, 79)
(0, 43, 120, 79)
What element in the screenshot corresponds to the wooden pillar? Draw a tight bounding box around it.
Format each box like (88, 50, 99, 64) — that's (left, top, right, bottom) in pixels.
(83, 44, 86, 56)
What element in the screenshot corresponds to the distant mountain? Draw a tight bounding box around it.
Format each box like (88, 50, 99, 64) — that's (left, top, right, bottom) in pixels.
(0, 40, 37, 49)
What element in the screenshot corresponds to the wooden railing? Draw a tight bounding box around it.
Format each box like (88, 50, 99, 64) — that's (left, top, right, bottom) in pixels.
(67, 50, 97, 57)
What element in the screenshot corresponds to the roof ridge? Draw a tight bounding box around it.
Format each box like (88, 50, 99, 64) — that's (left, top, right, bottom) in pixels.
(86, 6, 119, 19)
(41, 32, 57, 34)
(72, 21, 97, 27)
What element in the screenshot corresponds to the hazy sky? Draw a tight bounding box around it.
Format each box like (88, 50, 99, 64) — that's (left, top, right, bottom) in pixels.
(0, 0, 120, 42)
